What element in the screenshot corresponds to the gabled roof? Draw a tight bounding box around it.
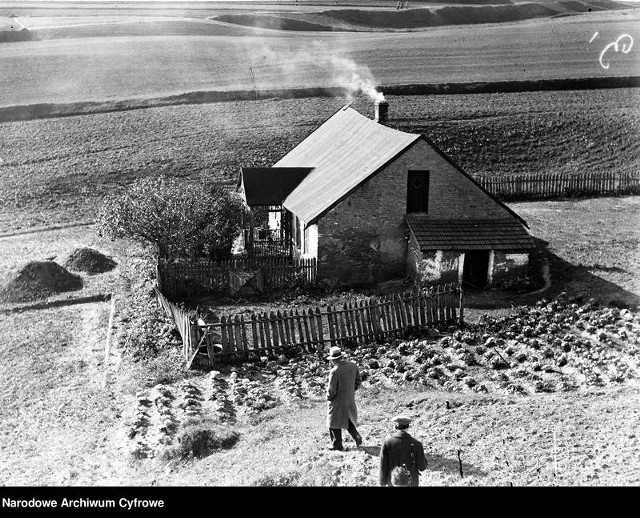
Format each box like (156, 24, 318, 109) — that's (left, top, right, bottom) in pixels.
(240, 167, 313, 206)
(276, 106, 421, 223)
(407, 216, 535, 251)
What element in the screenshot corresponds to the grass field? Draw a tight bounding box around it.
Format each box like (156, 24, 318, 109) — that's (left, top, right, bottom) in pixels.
(0, 8, 638, 108)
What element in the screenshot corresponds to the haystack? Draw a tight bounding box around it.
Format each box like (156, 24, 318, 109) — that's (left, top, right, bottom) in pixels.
(0, 261, 83, 303)
(64, 247, 117, 275)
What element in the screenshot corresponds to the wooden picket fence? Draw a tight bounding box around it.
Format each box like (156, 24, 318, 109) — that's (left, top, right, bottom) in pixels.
(188, 283, 462, 367)
(474, 171, 640, 201)
(157, 256, 317, 299)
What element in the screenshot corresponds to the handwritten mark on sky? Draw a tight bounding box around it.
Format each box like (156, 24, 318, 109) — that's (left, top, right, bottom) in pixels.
(599, 34, 634, 70)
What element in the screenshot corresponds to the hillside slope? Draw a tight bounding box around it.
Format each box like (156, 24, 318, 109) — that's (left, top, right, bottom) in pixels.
(215, 0, 634, 31)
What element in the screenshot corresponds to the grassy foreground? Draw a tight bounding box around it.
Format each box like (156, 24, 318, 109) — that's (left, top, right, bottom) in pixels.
(0, 197, 638, 486)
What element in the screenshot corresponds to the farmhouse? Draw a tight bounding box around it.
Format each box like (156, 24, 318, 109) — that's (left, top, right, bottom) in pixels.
(238, 99, 535, 288)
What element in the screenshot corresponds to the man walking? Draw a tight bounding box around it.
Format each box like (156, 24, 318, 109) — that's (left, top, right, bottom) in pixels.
(379, 415, 428, 486)
(326, 346, 363, 451)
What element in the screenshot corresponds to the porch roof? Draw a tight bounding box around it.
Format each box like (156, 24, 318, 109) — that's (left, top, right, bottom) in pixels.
(407, 216, 536, 251)
(240, 167, 313, 206)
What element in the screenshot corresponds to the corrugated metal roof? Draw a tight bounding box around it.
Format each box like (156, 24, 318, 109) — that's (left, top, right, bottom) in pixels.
(407, 216, 535, 251)
(241, 167, 313, 206)
(277, 106, 420, 224)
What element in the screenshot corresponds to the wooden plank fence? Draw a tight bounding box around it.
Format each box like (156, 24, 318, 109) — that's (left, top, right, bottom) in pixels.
(155, 287, 197, 363)
(157, 256, 317, 299)
(187, 283, 463, 368)
(474, 171, 640, 201)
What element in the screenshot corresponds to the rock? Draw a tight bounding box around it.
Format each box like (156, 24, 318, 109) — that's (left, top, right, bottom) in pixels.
(516, 352, 527, 363)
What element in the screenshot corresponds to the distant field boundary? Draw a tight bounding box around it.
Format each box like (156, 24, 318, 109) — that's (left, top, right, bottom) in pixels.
(2, 76, 639, 123)
(475, 171, 640, 201)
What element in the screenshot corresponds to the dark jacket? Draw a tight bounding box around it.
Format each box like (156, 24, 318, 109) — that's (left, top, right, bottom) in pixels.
(326, 359, 361, 429)
(379, 430, 428, 486)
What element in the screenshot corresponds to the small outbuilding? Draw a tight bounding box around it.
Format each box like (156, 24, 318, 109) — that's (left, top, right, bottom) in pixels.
(238, 99, 535, 288)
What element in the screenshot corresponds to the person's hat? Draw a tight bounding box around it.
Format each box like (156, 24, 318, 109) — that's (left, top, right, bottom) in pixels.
(326, 346, 345, 360)
(393, 415, 412, 426)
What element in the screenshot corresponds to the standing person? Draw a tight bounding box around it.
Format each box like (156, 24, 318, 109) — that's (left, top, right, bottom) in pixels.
(326, 346, 363, 451)
(379, 416, 428, 486)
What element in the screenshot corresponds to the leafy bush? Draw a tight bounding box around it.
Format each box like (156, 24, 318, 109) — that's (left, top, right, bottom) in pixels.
(162, 418, 240, 460)
(98, 176, 249, 260)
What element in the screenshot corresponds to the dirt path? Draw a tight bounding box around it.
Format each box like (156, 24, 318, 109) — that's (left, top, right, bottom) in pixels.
(0, 301, 134, 485)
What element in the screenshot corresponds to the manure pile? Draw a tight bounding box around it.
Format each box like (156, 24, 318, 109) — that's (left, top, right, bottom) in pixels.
(64, 247, 116, 275)
(0, 260, 83, 303)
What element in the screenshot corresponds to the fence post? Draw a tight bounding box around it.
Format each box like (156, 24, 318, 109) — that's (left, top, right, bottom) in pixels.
(459, 285, 464, 328)
(327, 306, 337, 346)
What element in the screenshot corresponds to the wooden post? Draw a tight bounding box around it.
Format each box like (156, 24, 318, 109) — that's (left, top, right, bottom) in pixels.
(308, 308, 318, 348)
(277, 310, 287, 346)
(281, 309, 291, 346)
(458, 285, 464, 328)
(240, 315, 249, 360)
(343, 303, 353, 341)
(234, 315, 243, 361)
(353, 302, 364, 344)
(270, 310, 280, 349)
(262, 313, 272, 356)
(315, 307, 324, 349)
(295, 309, 305, 350)
(327, 306, 337, 346)
(251, 314, 259, 352)
(337, 305, 348, 345)
(220, 315, 229, 355)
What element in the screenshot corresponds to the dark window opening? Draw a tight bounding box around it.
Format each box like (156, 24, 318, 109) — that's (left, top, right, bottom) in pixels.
(463, 251, 490, 288)
(407, 170, 429, 213)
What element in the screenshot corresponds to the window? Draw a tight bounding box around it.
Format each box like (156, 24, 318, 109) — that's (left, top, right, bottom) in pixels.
(407, 170, 429, 213)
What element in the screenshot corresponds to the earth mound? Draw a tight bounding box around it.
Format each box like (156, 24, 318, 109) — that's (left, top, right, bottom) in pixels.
(0, 261, 83, 303)
(64, 247, 117, 275)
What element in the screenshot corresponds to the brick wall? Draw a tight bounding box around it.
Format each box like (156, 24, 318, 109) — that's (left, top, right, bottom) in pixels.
(315, 138, 520, 285)
(419, 139, 513, 219)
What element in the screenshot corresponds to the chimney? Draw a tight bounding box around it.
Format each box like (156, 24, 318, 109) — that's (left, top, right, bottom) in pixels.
(374, 98, 389, 124)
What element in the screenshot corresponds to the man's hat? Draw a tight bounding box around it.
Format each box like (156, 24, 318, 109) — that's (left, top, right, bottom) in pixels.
(393, 415, 412, 426)
(326, 346, 345, 360)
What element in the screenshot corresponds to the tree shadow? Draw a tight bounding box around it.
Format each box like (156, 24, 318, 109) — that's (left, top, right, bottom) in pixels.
(464, 237, 640, 311)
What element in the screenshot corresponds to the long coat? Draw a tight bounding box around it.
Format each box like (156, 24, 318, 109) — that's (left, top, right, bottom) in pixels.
(326, 358, 361, 429)
(379, 430, 428, 486)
